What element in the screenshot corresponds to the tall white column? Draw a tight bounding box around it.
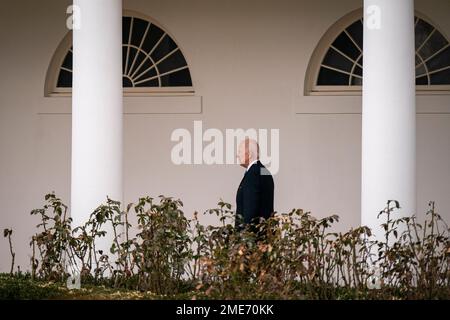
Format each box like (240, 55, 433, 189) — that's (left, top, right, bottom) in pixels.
(362, 0, 416, 241)
(72, 0, 123, 251)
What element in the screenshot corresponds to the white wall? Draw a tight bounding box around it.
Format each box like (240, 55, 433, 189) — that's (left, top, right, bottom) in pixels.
(1, 0, 449, 272)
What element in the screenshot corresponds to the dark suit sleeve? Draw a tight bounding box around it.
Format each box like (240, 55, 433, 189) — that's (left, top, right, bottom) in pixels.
(243, 172, 260, 224)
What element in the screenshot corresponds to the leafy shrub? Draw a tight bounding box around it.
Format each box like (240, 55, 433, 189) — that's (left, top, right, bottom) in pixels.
(2, 194, 449, 300)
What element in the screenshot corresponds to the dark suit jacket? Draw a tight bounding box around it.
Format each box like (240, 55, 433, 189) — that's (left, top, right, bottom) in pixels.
(235, 161, 274, 230)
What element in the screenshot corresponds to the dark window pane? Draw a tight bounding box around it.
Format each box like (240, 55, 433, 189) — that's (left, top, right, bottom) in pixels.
(416, 75, 428, 85)
(58, 16, 193, 90)
(161, 68, 192, 86)
(135, 78, 159, 87)
(125, 47, 138, 74)
(351, 77, 362, 85)
(331, 32, 360, 60)
(122, 17, 132, 44)
(157, 49, 187, 74)
(131, 18, 149, 47)
(415, 55, 421, 65)
(57, 69, 72, 87)
(418, 30, 448, 60)
(132, 57, 156, 80)
(346, 20, 363, 50)
(128, 50, 148, 76)
(309, 17, 450, 88)
(134, 63, 157, 83)
(61, 51, 72, 70)
(151, 36, 178, 62)
(123, 76, 133, 87)
(141, 24, 165, 53)
(426, 45, 450, 72)
(317, 67, 349, 85)
(415, 19, 434, 50)
(353, 65, 362, 77)
(122, 46, 127, 74)
(430, 68, 450, 84)
(415, 63, 426, 76)
(322, 48, 353, 73)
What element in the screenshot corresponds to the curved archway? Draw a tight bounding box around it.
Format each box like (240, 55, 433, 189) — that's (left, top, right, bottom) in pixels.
(304, 8, 450, 96)
(45, 10, 194, 97)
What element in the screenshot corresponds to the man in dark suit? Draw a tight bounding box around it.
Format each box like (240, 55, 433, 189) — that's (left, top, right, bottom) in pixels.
(235, 138, 274, 233)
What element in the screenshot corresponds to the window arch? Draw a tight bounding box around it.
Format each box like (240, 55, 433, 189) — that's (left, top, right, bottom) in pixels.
(45, 10, 194, 97)
(305, 9, 450, 95)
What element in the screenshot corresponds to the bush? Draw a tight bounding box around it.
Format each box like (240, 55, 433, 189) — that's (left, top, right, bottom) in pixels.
(2, 194, 449, 300)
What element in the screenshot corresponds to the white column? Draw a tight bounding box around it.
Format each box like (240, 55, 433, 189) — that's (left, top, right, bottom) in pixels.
(72, 0, 123, 251)
(362, 0, 416, 241)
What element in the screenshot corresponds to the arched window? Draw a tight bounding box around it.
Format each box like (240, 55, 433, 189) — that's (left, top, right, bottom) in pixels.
(45, 11, 194, 96)
(305, 9, 450, 95)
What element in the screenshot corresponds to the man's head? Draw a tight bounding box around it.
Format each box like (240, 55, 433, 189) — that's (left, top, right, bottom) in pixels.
(237, 138, 259, 168)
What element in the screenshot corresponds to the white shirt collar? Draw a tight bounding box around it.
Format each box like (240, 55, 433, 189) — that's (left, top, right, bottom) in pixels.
(246, 159, 259, 172)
